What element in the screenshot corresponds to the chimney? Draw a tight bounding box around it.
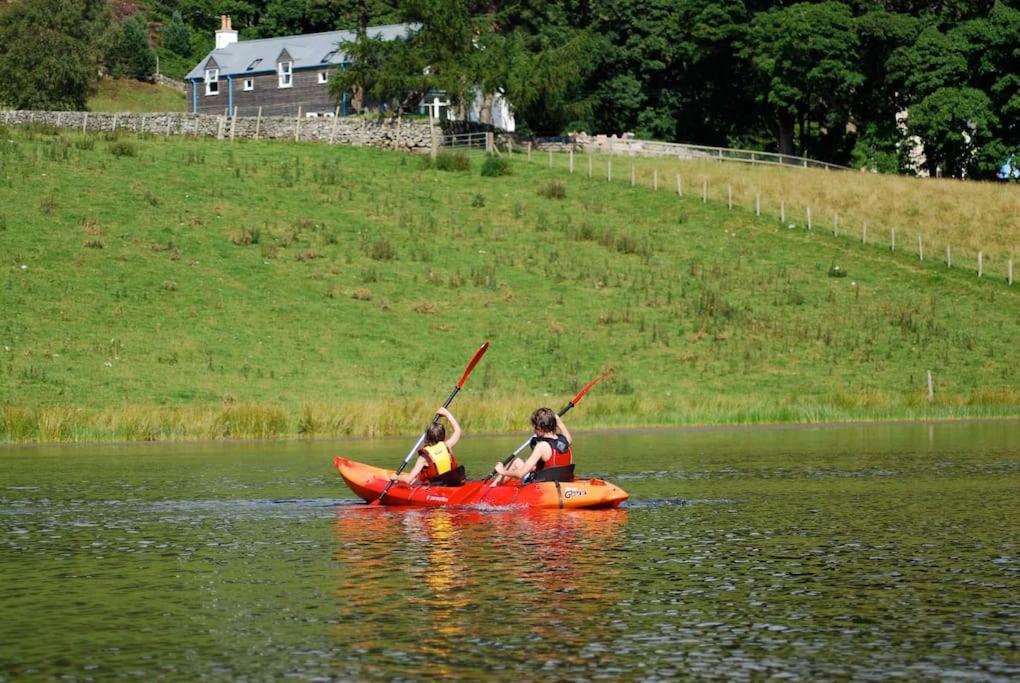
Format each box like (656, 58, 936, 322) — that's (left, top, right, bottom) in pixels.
(215, 15, 238, 50)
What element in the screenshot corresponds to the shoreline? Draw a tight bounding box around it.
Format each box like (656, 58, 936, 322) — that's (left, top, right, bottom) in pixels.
(4, 411, 1019, 449)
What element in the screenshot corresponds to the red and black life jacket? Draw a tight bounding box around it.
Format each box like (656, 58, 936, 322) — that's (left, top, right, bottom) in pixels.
(529, 434, 572, 470)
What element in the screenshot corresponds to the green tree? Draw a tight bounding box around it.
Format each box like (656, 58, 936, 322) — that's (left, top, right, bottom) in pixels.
(108, 13, 157, 81)
(742, 1, 863, 157)
(0, 0, 111, 110)
(163, 10, 192, 57)
(907, 86, 999, 178)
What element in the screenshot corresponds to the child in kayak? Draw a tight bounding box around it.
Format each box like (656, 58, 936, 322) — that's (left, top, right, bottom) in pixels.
(491, 408, 572, 485)
(390, 406, 465, 486)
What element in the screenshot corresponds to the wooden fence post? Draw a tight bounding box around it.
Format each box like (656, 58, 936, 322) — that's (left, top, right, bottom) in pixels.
(927, 370, 934, 403)
(527, 141, 532, 161)
(112, 113, 118, 133)
(165, 116, 172, 137)
(295, 107, 301, 142)
(82, 112, 88, 134)
(806, 206, 811, 230)
(978, 251, 983, 278)
(254, 107, 262, 140)
(891, 227, 896, 251)
(548, 149, 553, 168)
(630, 164, 635, 186)
(918, 234, 924, 261)
(653, 168, 658, 191)
(862, 222, 867, 244)
(56, 112, 62, 127)
(701, 178, 707, 203)
(608, 159, 612, 182)
(755, 193, 760, 217)
(833, 213, 838, 236)
(329, 107, 338, 144)
(1008, 258, 1013, 285)
(229, 107, 237, 142)
(946, 244, 951, 268)
(677, 175, 682, 197)
(569, 149, 574, 174)
(780, 200, 785, 223)
(588, 154, 592, 178)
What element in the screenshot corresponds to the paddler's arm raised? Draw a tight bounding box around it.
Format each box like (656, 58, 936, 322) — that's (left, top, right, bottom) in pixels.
(437, 406, 462, 449)
(555, 414, 571, 446)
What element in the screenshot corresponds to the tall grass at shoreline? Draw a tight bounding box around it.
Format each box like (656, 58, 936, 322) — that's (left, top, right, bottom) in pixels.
(4, 392, 1019, 444)
(0, 125, 1017, 444)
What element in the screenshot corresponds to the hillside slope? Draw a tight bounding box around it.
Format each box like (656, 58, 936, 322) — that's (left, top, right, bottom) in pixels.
(0, 127, 1017, 441)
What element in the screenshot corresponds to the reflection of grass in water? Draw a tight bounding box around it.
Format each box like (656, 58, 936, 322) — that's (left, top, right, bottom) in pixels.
(0, 127, 1017, 443)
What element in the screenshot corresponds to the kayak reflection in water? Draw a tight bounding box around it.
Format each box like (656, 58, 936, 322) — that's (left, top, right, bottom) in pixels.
(491, 408, 573, 486)
(390, 407, 466, 486)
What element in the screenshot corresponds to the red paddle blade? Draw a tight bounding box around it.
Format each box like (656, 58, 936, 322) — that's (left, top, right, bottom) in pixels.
(456, 341, 490, 389)
(569, 371, 612, 407)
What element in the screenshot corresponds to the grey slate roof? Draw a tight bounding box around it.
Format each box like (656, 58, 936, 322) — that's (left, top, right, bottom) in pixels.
(184, 23, 413, 81)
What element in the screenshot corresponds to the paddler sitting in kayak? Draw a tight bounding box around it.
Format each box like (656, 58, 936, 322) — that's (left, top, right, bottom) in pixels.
(390, 407, 466, 486)
(491, 408, 573, 485)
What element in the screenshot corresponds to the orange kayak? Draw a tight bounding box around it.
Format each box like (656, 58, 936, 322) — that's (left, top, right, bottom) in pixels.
(333, 457, 629, 509)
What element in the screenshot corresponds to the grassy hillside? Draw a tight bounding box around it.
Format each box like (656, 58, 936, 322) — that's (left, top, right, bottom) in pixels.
(0, 125, 1018, 442)
(550, 152, 1019, 265)
(88, 78, 186, 113)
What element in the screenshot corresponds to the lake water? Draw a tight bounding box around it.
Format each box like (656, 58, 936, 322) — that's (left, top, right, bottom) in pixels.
(1, 421, 1018, 680)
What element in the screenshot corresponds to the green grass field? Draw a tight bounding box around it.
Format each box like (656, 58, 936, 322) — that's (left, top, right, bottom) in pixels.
(87, 78, 186, 113)
(1, 125, 1017, 442)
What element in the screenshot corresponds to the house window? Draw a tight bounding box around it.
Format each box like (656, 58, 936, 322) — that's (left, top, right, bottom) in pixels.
(318, 71, 329, 84)
(246, 58, 262, 71)
(278, 61, 292, 88)
(243, 79, 254, 91)
(204, 68, 219, 95)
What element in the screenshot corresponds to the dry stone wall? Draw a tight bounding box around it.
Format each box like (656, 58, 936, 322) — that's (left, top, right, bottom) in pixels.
(0, 110, 462, 151)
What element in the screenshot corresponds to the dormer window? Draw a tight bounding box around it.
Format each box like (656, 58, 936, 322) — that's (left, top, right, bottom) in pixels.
(321, 50, 337, 63)
(204, 68, 219, 95)
(318, 71, 329, 84)
(246, 58, 262, 71)
(278, 61, 292, 88)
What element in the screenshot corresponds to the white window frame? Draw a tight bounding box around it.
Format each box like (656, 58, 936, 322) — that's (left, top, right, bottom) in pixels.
(305, 112, 320, 119)
(278, 61, 293, 88)
(204, 68, 219, 96)
(243, 78, 254, 92)
(317, 71, 329, 84)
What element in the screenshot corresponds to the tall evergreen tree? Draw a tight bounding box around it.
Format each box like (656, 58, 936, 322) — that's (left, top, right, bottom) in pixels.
(163, 10, 192, 57)
(108, 13, 157, 80)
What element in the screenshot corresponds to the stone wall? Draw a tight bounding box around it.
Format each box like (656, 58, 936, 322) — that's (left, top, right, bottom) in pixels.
(0, 109, 509, 152)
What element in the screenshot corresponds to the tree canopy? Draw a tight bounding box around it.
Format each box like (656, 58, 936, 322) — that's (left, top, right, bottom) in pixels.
(0, 0, 1017, 178)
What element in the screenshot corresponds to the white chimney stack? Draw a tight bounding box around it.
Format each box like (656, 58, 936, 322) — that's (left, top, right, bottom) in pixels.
(215, 15, 238, 50)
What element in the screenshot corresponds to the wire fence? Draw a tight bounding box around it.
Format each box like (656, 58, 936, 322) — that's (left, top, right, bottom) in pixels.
(508, 147, 1016, 287)
(562, 137, 851, 172)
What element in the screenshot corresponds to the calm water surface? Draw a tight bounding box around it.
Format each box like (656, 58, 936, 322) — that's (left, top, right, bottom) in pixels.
(1, 421, 1018, 680)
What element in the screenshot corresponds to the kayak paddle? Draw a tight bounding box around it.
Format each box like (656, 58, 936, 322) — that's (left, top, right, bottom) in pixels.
(486, 370, 611, 481)
(371, 341, 490, 505)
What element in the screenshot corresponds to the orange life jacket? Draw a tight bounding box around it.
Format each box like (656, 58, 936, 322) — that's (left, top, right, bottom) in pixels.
(418, 442, 459, 483)
(530, 435, 572, 470)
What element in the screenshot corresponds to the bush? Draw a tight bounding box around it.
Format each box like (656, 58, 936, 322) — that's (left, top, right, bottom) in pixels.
(480, 155, 511, 177)
(368, 238, 396, 261)
(109, 140, 137, 158)
(434, 152, 471, 172)
(470, 193, 485, 208)
(538, 180, 566, 199)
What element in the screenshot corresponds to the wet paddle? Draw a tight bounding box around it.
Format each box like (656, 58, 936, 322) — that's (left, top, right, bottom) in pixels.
(487, 371, 611, 481)
(371, 341, 490, 505)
